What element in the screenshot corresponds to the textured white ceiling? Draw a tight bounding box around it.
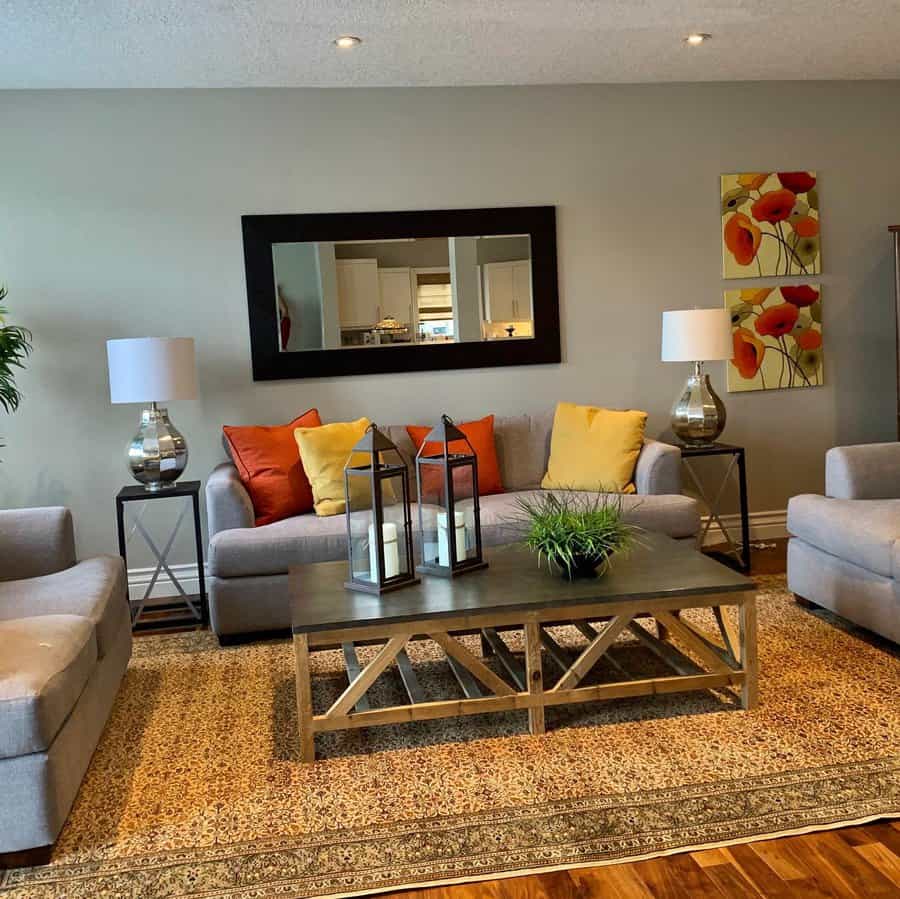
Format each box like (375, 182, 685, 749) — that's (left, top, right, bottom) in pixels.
(4, 0, 900, 88)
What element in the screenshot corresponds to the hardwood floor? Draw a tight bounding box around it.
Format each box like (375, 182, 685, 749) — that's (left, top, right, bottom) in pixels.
(384, 824, 900, 899)
(385, 540, 900, 898)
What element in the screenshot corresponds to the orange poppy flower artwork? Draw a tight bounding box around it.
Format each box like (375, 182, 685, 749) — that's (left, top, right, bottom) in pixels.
(725, 286, 823, 392)
(721, 172, 820, 278)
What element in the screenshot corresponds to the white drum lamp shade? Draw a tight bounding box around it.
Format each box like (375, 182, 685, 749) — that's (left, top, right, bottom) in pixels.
(661, 309, 732, 363)
(107, 337, 198, 404)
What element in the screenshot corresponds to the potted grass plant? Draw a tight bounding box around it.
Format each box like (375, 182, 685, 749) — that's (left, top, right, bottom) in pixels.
(512, 490, 639, 581)
(0, 285, 33, 456)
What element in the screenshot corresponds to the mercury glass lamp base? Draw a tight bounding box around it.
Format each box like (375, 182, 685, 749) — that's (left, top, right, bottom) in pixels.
(670, 362, 727, 447)
(126, 403, 189, 492)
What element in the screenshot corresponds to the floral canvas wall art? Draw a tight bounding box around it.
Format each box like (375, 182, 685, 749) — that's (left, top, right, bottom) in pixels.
(726, 285, 823, 392)
(722, 172, 820, 278)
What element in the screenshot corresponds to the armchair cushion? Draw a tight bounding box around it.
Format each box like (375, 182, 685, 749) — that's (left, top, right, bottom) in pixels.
(787, 494, 900, 578)
(0, 614, 97, 758)
(0, 507, 76, 582)
(0, 555, 127, 658)
(826, 442, 900, 500)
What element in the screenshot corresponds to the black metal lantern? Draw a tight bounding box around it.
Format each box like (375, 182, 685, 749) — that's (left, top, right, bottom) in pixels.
(344, 424, 419, 595)
(415, 415, 488, 578)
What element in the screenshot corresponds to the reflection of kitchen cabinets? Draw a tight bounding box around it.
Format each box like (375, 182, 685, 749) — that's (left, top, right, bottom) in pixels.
(336, 258, 379, 327)
(482, 260, 533, 322)
(378, 267, 415, 326)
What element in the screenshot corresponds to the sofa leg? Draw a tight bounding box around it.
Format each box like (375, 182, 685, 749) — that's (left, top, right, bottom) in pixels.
(217, 633, 245, 647)
(793, 594, 816, 609)
(0, 845, 53, 869)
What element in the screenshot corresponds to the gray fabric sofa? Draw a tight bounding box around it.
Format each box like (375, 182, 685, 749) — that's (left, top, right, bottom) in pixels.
(788, 442, 900, 643)
(207, 412, 700, 639)
(0, 508, 132, 862)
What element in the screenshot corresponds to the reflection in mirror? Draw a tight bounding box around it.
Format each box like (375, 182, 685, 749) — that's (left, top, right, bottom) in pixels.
(271, 235, 533, 352)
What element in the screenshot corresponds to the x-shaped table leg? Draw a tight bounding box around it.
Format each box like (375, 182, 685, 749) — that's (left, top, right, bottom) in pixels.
(127, 498, 200, 624)
(683, 454, 743, 565)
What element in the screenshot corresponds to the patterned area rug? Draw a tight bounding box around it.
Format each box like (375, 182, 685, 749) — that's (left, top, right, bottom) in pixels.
(2, 575, 898, 898)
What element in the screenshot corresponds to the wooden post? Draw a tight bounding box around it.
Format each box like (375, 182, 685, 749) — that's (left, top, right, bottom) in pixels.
(293, 633, 316, 763)
(524, 621, 545, 735)
(739, 595, 759, 710)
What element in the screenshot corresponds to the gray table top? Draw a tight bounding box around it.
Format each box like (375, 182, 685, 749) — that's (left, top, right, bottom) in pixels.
(290, 531, 755, 635)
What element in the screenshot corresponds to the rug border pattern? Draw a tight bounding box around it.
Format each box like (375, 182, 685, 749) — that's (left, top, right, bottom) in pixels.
(3, 756, 898, 898)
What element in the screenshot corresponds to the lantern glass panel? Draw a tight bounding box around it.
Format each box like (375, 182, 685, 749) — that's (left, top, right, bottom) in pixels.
(346, 465, 412, 584)
(417, 454, 479, 568)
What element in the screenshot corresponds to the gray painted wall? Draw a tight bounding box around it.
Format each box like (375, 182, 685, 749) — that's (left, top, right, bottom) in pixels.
(1, 83, 897, 563)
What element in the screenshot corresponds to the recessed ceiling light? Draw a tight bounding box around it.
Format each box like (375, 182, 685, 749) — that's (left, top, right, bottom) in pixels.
(334, 35, 362, 49)
(684, 33, 711, 46)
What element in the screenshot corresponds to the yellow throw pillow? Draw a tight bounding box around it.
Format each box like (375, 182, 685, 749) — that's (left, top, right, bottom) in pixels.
(295, 417, 372, 517)
(541, 402, 648, 494)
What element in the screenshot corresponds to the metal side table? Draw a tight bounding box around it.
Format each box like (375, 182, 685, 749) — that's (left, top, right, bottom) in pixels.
(677, 443, 750, 574)
(116, 480, 207, 631)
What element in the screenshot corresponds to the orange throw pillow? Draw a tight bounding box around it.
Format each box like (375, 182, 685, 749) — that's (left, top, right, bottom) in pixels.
(224, 409, 322, 526)
(406, 415, 504, 499)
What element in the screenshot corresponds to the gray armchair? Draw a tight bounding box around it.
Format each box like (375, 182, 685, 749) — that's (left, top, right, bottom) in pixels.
(0, 508, 132, 865)
(787, 443, 900, 643)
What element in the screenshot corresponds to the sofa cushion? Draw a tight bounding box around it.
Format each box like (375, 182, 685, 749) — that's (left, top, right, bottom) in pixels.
(787, 494, 900, 578)
(477, 491, 701, 545)
(209, 512, 351, 576)
(295, 417, 374, 517)
(0, 556, 127, 659)
(0, 614, 97, 758)
(407, 415, 504, 497)
(541, 403, 648, 494)
(208, 490, 701, 577)
(493, 412, 554, 491)
(223, 408, 322, 526)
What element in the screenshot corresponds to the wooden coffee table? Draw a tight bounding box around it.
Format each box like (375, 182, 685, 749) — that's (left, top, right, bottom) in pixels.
(290, 532, 757, 763)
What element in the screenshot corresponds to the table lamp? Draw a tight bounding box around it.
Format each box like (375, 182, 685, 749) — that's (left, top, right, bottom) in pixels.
(661, 309, 732, 446)
(107, 337, 198, 491)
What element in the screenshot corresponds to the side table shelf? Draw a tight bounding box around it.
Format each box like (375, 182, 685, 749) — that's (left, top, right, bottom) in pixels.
(115, 480, 207, 631)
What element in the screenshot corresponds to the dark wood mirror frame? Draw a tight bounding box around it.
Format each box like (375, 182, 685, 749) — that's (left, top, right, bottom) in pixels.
(242, 206, 561, 380)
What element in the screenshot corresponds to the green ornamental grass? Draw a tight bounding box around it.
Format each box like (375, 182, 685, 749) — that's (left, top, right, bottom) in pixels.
(512, 490, 640, 580)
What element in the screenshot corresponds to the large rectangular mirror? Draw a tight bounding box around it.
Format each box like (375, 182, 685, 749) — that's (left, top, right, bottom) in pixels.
(242, 207, 560, 379)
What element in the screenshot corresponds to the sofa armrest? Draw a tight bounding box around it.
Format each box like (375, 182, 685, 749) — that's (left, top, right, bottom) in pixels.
(825, 442, 900, 499)
(634, 440, 682, 496)
(206, 463, 254, 537)
(0, 506, 76, 581)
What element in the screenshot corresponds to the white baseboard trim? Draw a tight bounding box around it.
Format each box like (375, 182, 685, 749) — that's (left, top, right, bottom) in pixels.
(127, 562, 203, 600)
(126, 508, 789, 594)
(699, 508, 788, 546)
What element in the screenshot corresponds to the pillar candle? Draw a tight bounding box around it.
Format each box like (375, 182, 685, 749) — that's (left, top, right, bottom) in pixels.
(368, 521, 399, 580)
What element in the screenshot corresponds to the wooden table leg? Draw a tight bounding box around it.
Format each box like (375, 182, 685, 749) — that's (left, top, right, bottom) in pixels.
(739, 595, 758, 710)
(524, 621, 545, 736)
(657, 608, 679, 642)
(293, 633, 316, 763)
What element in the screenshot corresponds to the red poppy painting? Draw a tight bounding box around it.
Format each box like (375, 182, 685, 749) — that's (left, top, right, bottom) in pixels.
(721, 172, 820, 278)
(725, 286, 823, 392)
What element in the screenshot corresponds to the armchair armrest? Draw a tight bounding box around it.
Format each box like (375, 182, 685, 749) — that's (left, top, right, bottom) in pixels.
(825, 442, 900, 499)
(206, 463, 254, 537)
(0, 506, 76, 581)
(634, 440, 682, 496)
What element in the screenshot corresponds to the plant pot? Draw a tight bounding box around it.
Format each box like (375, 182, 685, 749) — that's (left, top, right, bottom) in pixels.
(561, 554, 605, 581)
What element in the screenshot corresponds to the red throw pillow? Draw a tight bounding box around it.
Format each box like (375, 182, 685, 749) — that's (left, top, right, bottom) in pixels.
(223, 409, 322, 526)
(406, 415, 504, 499)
